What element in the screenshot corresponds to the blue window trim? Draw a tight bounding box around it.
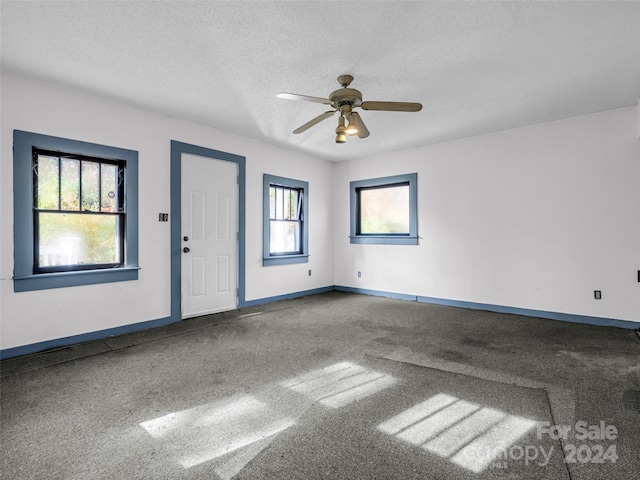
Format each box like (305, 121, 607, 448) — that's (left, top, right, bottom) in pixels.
(263, 174, 309, 266)
(349, 173, 418, 245)
(170, 141, 247, 318)
(13, 130, 139, 291)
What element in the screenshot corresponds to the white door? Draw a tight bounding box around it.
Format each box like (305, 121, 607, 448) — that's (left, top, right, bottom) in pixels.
(181, 153, 238, 318)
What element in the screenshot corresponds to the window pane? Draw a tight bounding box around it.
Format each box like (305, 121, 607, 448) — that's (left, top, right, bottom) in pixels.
(270, 220, 301, 254)
(296, 191, 303, 219)
(275, 187, 284, 219)
(60, 158, 80, 210)
(290, 189, 299, 220)
(359, 184, 410, 234)
(38, 212, 120, 266)
(101, 163, 118, 212)
(81, 161, 100, 212)
(269, 186, 276, 219)
(284, 189, 291, 220)
(36, 155, 59, 210)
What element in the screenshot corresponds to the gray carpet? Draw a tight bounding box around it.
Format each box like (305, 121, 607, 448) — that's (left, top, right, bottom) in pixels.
(1, 291, 639, 479)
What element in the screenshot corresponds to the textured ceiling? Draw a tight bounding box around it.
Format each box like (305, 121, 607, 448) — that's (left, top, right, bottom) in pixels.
(2, 1, 639, 162)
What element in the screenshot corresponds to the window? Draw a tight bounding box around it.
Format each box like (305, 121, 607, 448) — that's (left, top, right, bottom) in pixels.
(269, 184, 302, 254)
(263, 174, 308, 265)
(33, 150, 125, 273)
(350, 173, 418, 245)
(13, 131, 139, 291)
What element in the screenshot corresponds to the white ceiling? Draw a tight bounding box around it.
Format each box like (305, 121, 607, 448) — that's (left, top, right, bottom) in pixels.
(2, 1, 639, 162)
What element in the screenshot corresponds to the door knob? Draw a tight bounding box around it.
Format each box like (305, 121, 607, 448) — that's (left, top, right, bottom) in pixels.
(183, 236, 189, 241)
(183, 247, 190, 253)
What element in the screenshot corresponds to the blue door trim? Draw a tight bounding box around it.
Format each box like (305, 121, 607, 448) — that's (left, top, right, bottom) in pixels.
(170, 141, 247, 323)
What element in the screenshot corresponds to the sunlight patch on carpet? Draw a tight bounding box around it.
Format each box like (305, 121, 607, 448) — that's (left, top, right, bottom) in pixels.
(140, 395, 294, 470)
(280, 361, 395, 408)
(378, 393, 536, 473)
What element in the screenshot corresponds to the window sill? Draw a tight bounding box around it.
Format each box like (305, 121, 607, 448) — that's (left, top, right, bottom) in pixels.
(263, 254, 309, 266)
(14, 266, 140, 292)
(349, 236, 419, 245)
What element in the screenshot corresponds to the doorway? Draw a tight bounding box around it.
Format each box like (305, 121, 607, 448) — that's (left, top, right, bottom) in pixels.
(170, 141, 246, 322)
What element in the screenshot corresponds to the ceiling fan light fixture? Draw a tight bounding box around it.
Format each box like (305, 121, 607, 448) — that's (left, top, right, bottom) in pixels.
(345, 114, 359, 136)
(335, 115, 347, 141)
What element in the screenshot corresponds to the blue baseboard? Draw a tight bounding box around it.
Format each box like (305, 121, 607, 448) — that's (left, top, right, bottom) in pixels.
(334, 285, 418, 302)
(334, 285, 639, 329)
(4, 285, 638, 360)
(1, 286, 335, 361)
(415, 295, 640, 329)
(241, 286, 335, 308)
(0, 316, 176, 360)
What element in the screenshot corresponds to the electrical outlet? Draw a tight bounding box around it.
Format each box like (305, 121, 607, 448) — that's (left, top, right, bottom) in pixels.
(159, 213, 169, 222)
(357, 271, 361, 278)
(594, 290, 602, 300)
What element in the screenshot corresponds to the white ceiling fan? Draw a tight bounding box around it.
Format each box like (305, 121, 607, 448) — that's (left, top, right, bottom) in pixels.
(277, 75, 422, 143)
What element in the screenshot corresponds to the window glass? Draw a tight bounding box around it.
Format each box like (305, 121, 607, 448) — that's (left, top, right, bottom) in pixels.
(101, 163, 118, 212)
(61, 158, 80, 210)
(33, 151, 125, 273)
(359, 183, 410, 234)
(269, 186, 276, 218)
(81, 161, 100, 211)
(38, 212, 118, 267)
(270, 220, 301, 253)
(350, 173, 418, 245)
(275, 186, 284, 219)
(36, 155, 59, 209)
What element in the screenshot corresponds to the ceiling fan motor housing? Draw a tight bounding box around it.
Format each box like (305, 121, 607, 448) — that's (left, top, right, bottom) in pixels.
(329, 88, 363, 109)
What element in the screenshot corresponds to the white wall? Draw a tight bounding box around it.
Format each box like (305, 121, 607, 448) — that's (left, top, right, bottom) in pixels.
(0, 73, 334, 351)
(636, 98, 640, 139)
(2, 72, 638, 353)
(334, 106, 640, 323)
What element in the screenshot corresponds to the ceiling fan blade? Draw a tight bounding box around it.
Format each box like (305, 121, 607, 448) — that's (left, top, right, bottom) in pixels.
(292, 110, 336, 134)
(361, 101, 422, 112)
(351, 112, 370, 139)
(277, 92, 333, 105)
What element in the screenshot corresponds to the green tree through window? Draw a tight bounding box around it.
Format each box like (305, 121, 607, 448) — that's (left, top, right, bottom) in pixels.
(350, 173, 418, 245)
(358, 183, 410, 234)
(33, 150, 125, 272)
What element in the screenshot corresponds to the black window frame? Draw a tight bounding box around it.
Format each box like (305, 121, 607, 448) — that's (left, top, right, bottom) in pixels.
(32, 148, 127, 274)
(355, 181, 412, 236)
